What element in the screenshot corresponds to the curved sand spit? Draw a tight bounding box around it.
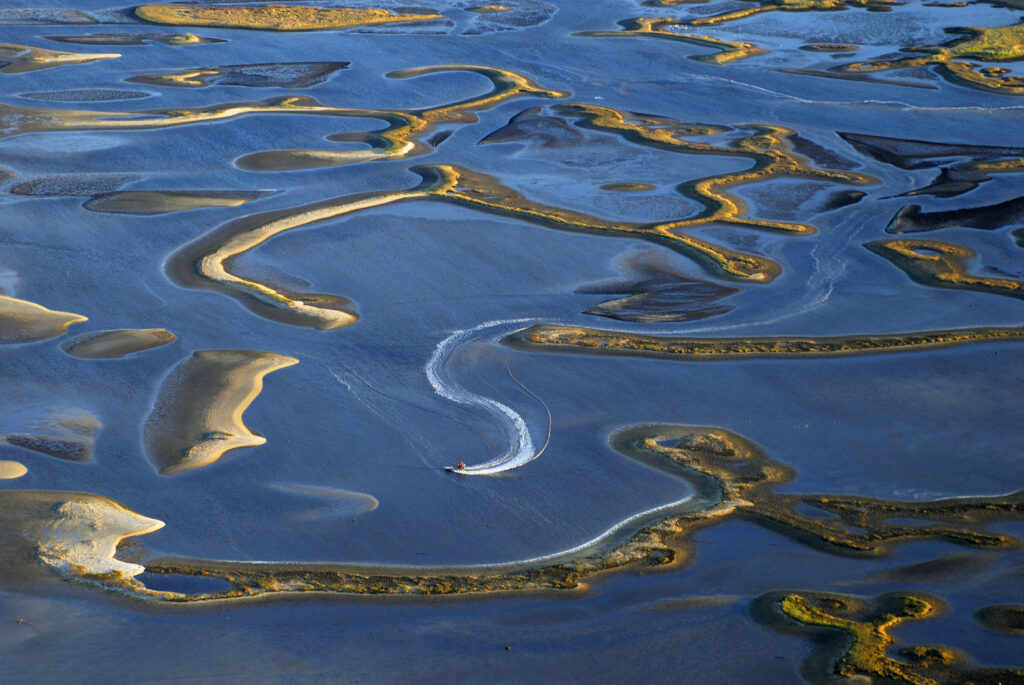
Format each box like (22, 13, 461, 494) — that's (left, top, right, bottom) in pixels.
(0, 491, 163, 585)
(0, 295, 87, 344)
(0, 43, 119, 74)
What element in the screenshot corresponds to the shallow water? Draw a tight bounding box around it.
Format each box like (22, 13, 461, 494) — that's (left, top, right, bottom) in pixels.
(1, 0, 1023, 681)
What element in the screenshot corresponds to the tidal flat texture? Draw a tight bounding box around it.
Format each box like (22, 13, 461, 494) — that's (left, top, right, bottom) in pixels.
(1, 0, 1023, 683)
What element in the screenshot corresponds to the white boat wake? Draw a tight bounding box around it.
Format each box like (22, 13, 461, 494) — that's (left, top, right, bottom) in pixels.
(426, 318, 548, 476)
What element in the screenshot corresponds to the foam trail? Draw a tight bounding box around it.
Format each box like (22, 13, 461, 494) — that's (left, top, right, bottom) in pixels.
(426, 318, 539, 475)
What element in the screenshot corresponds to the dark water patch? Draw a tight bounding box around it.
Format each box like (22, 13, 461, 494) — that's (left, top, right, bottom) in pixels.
(859, 553, 998, 584)
(578, 252, 740, 323)
(839, 132, 1024, 170)
(137, 572, 234, 595)
(478, 105, 584, 148)
(902, 167, 993, 198)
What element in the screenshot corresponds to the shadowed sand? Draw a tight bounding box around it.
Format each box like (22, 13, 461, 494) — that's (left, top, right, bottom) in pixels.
(0, 295, 87, 344)
(82, 190, 274, 215)
(0, 42, 118, 74)
(267, 483, 380, 520)
(61, 328, 176, 359)
(2, 408, 101, 463)
(0, 491, 163, 588)
(0, 461, 27, 479)
(134, 4, 444, 31)
(44, 33, 224, 46)
(126, 62, 349, 89)
(145, 350, 299, 476)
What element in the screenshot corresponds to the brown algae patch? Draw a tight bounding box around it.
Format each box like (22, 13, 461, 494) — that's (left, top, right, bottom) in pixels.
(0, 295, 87, 344)
(503, 324, 1024, 360)
(0, 491, 164, 592)
(0, 461, 27, 479)
(144, 350, 298, 476)
(756, 591, 1024, 684)
(601, 182, 657, 192)
(555, 103, 876, 276)
(466, 5, 511, 12)
(575, 17, 767, 64)
(3, 408, 101, 463)
(82, 190, 274, 215)
(61, 328, 176, 359)
(134, 4, 444, 31)
(0, 43, 119, 74)
(49, 424, 1024, 601)
(865, 238, 1024, 301)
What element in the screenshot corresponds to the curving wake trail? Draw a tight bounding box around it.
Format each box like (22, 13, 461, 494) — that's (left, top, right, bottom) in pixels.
(426, 318, 543, 476)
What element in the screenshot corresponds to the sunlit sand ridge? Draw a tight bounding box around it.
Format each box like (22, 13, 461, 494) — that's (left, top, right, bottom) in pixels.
(235, 65, 568, 171)
(866, 238, 1024, 301)
(575, 17, 767, 64)
(171, 144, 873, 329)
(836, 22, 1024, 94)
(35, 421, 1024, 602)
(144, 350, 298, 476)
(0, 42, 119, 74)
(61, 328, 176, 359)
(504, 324, 1024, 359)
(135, 4, 444, 31)
(756, 591, 1024, 683)
(0, 295, 87, 344)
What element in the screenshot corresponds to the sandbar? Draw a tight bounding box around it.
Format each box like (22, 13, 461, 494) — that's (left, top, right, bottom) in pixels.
(61, 328, 176, 359)
(145, 350, 299, 476)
